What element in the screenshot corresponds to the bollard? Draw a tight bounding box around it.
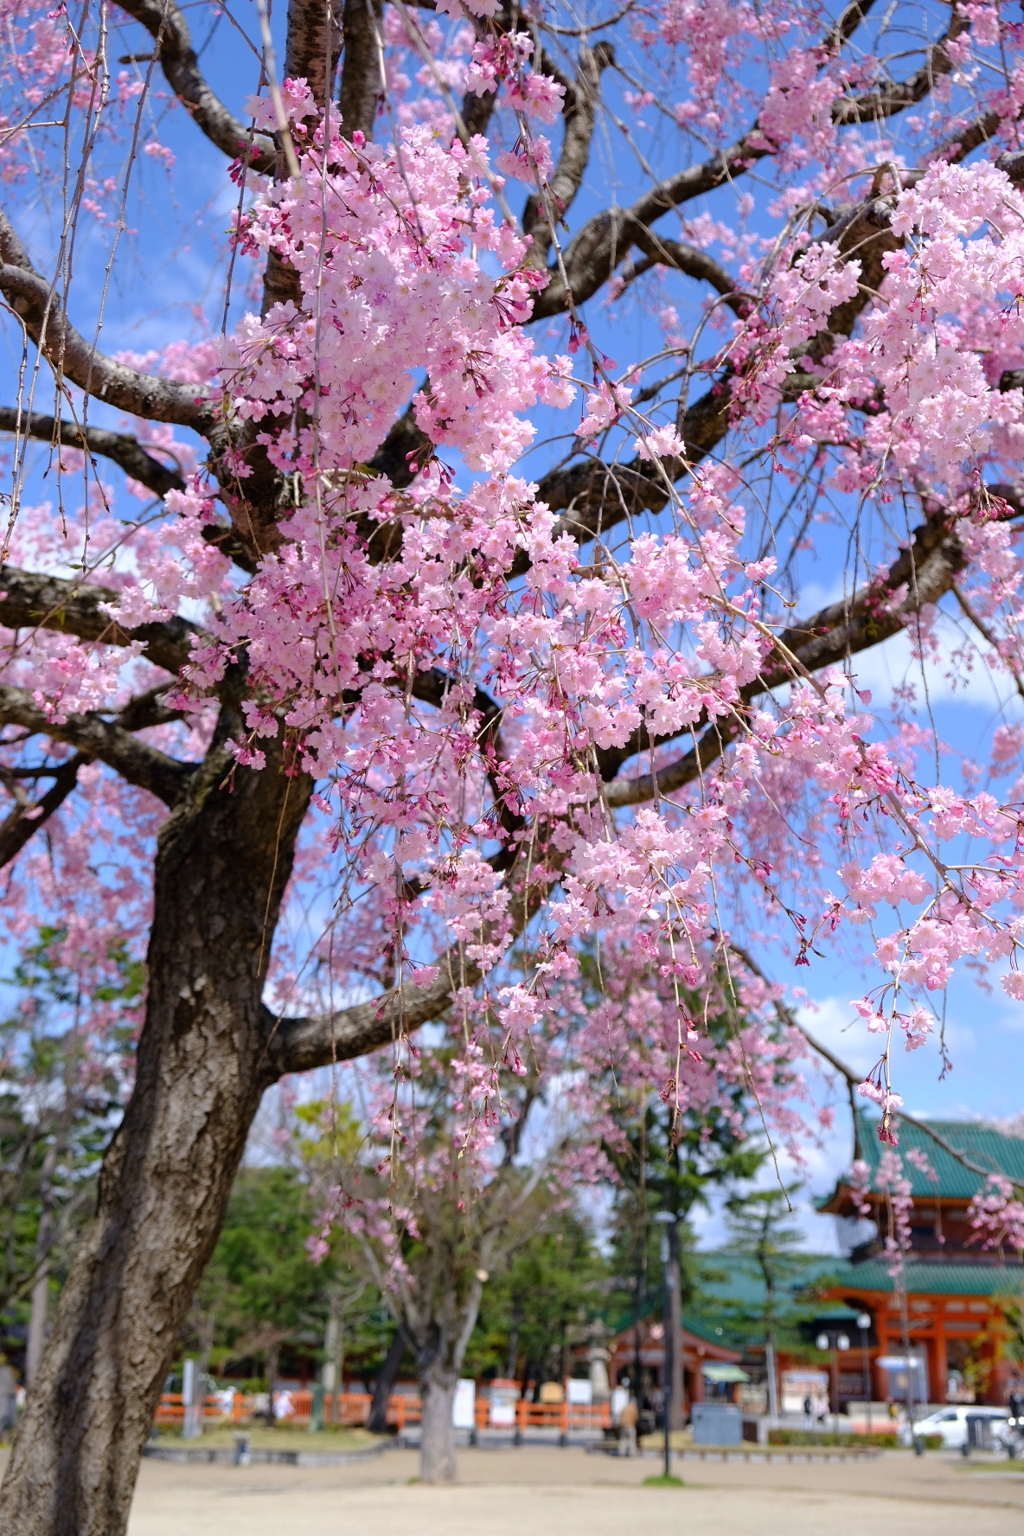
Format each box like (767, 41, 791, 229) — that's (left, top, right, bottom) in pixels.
(233, 1433, 251, 1467)
(182, 1360, 201, 1440)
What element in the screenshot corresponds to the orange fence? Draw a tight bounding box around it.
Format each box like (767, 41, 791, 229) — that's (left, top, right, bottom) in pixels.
(155, 1389, 417, 1429)
(155, 1388, 611, 1433)
(153, 1394, 229, 1426)
(515, 1400, 611, 1434)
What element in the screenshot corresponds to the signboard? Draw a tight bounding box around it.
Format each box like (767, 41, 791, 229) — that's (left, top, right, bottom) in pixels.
(780, 1369, 828, 1417)
(490, 1380, 518, 1427)
(452, 1379, 476, 1429)
(566, 1379, 592, 1406)
(877, 1354, 928, 1403)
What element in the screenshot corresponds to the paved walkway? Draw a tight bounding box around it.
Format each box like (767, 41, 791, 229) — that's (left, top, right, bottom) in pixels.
(125, 1445, 1024, 1536)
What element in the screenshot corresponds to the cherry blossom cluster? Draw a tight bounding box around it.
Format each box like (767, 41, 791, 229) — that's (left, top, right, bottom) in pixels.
(301, 938, 807, 1284)
(874, 1147, 915, 1278)
(5, 0, 1024, 1169)
(967, 1173, 1024, 1254)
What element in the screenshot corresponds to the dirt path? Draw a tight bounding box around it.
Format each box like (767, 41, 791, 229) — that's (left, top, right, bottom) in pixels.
(124, 1445, 1024, 1535)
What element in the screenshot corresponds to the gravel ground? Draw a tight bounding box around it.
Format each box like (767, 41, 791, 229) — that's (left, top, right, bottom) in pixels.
(121, 1445, 1024, 1536)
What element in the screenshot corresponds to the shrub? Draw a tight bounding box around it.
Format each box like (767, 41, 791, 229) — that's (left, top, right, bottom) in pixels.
(767, 1430, 900, 1449)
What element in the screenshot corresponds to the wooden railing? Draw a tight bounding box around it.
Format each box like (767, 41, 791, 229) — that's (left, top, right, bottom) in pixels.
(154, 1390, 419, 1428)
(155, 1389, 612, 1434)
(515, 1400, 610, 1434)
(153, 1393, 230, 1425)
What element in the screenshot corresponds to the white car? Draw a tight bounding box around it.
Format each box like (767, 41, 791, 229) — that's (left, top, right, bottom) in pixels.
(898, 1405, 1009, 1450)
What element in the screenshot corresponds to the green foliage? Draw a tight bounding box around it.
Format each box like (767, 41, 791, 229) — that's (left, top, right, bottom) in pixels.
(603, 1096, 767, 1336)
(289, 1099, 364, 1168)
(463, 1209, 607, 1382)
(188, 1162, 387, 1384)
(584, 954, 784, 1344)
(766, 1428, 937, 1449)
(0, 930, 136, 1334)
(207, 1167, 324, 1337)
(704, 1185, 819, 1349)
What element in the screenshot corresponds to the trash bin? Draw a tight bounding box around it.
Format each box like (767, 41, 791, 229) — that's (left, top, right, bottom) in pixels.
(962, 1415, 993, 1457)
(692, 1403, 742, 1446)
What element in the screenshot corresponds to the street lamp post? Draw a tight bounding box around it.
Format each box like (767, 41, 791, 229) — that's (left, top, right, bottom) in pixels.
(836, 1334, 850, 1433)
(817, 1330, 850, 1433)
(654, 1211, 680, 1480)
(857, 1313, 872, 1434)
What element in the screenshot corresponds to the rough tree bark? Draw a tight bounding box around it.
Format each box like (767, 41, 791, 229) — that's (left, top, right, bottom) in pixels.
(403, 1265, 488, 1480)
(418, 1358, 459, 1484)
(367, 1327, 408, 1433)
(0, 739, 313, 1536)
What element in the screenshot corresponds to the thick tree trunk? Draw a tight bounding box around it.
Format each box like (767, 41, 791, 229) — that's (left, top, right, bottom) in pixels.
(266, 1343, 279, 1425)
(407, 1273, 485, 1481)
(0, 745, 310, 1536)
(367, 1326, 407, 1433)
(419, 1361, 458, 1484)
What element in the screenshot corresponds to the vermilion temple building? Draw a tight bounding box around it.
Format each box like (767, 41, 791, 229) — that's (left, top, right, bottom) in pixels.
(812, 1114, 1024, 1406)
(607, 1115, 1024, 1413)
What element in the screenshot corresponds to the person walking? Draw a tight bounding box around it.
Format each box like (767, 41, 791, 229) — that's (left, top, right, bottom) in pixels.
(619, 1394, 639, 1457)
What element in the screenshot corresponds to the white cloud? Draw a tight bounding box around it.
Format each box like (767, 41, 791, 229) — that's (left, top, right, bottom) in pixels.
(796, 994, 878, 1077)
(847, 607, 1023, 716)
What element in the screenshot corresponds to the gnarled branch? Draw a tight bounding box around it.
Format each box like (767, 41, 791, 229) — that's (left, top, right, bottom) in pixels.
(0, 218, 213, 430)
(263, 508, 1005, 1067)
(534, 10, 969, 318)
(266, 818, 565, 1074)
(605, 509, 971, 806)
(524, 42, 615, 269)
(627, 229, 750, 315)
(264, 967, 462, 1074)
(832, 10, 965, 124)
(0, 752, 86, 869)
(534, 181, 905, 556)
(0, 408, 187, 500)
(527, 377, 731, 564)
(0, 565, 203, 678)
(0, 686, 192, 805)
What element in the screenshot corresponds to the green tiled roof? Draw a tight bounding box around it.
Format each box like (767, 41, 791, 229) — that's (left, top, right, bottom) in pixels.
(683, 1251, 846, 1347)
(606, 1290, 765, 1344)
(828, 1113, 1024, 1202)
(687, 1252, 1024, 1342)
(606, 1254, 834, 1344)
(824, 1260, 1023, 1297)
(611, 1244, 1024, 1350)
(692, 1252, 839, 1309)
(684, 1313, 740, 1347)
